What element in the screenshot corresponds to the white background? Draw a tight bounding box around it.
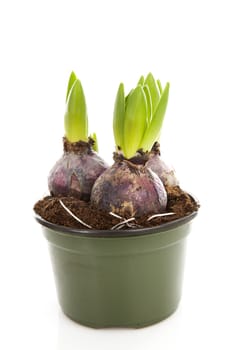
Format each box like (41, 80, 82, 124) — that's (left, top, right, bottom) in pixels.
(0, 0, 232, 349)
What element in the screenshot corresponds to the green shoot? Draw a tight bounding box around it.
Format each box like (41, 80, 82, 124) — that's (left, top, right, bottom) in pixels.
(137, 75, 144, 85)
(139, 82, 170, 151)
(143, 84, 152, 124)
(145, 73, 160, 115)
(157, 79, 163, 94)
(123, 85, 148, 159)
(125, 88, 134, 108)
(90, 132, 99, 152)
(113, 83, 125, 151)
(66, 71, 77, 102)
(64, 77, 88, 143)
(113, 72, 170, 159)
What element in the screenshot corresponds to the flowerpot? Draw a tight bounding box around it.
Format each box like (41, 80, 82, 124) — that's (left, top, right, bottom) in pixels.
(35, 210, 197, 328)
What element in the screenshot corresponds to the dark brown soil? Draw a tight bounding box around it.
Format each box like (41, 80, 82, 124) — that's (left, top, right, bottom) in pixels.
(34, 186, 199, 230)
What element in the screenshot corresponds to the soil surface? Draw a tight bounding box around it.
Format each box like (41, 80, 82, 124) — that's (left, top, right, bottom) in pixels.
(34, 186, 199, 230)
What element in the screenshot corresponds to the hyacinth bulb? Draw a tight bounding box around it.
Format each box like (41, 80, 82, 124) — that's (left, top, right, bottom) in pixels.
(91, 160, 167, 218)
(146, 153, 179, 187)
(48, 141, 108, 201)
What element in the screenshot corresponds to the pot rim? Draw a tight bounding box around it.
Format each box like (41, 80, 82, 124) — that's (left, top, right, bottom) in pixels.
(35, 210, 198, 238)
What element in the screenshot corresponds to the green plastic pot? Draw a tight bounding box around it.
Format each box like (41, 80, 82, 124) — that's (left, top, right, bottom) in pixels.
(35, 210, 197, 328)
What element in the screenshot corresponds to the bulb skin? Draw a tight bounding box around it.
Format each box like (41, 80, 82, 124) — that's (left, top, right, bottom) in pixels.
(91, 160, 167, 218)
(146, 153, 179, 187)
(48, 151, 108, 201)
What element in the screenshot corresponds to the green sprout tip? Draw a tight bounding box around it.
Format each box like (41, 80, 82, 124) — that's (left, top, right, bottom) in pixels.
(64, 72, 88, 143)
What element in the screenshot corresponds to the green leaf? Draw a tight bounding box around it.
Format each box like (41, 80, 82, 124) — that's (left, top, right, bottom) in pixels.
(143, 84, 152, 124)
(157, 79, 163, 94)
(66, 71, 77, 102)
(139, 82, 170, 151)
(90, 132, 98, 152)
(145, 73, 160, 115)
(137, 75, 144, 86)
(113, 83, 125, 151)
(64, 79, 88, 142)
(124, 85, 148, 159)
(125, 88, 134, 108)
